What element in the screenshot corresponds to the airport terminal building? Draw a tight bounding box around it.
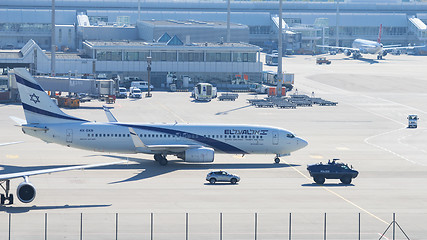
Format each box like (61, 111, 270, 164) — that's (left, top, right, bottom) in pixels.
(2, 0, 427, 80)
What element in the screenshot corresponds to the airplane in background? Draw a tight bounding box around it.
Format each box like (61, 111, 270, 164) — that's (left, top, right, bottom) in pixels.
(318, 24, 424, 60)
(0, 141, 123, 205)
(11, 68, 307, 168)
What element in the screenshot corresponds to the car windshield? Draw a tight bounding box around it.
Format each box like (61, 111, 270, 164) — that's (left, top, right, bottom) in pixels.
(133, 89, 141, 93)
(341, 165, 349, 170)
(120, 89, 126, 92)
(409, 115, 417, 120)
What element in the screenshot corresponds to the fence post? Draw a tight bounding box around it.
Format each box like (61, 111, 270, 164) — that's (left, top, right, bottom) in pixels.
(8, 213, 11, 240)
(289, 213, 292, 240)
(254, 212, 257, 240)
(220, 212, 223, 240)
(80, 213, 83, 240)
(45, 213, 48, 240)
(324, 213, 327, 240)
(393, 213, 395, 240)
(115, 213, 118, 240)
(358, 213, 361, 240)
(186, 213, 188, 240)
(150, 213, 153, 240)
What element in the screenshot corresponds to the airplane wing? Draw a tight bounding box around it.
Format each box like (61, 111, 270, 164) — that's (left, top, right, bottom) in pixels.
(103, 106, 118, 122)
(128, 127, 199, 153)
(317, 45, 359, 51)
(0, 161, 125, 181)
(383, 45, 425, 50)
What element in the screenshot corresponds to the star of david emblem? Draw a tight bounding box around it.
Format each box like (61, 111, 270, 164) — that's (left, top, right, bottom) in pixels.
(29, 93, 40, 104)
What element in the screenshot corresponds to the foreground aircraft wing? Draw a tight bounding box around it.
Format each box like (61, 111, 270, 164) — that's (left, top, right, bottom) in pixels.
(0, 161, 125, 181)
(0, 141, 24, 147)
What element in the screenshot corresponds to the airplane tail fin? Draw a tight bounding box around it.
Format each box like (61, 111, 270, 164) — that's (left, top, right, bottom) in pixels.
(13, 68, 87, 124)
(377, 24, 382, 43)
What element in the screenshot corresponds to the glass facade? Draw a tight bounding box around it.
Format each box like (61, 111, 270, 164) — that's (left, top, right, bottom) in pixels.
(95, 50, 257, 63)
(0, 23, 51, 33)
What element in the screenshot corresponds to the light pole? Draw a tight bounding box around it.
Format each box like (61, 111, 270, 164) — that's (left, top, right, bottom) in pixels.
(146, 56, 152, 97)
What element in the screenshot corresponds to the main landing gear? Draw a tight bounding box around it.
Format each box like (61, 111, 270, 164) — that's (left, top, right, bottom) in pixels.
(154, 154, 168, 166)
(0, 180, 14, 205)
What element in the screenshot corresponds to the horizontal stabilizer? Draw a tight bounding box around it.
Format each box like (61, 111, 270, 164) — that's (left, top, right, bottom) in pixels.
(103, 106, 118, 122)
(21, 125, 49, 131)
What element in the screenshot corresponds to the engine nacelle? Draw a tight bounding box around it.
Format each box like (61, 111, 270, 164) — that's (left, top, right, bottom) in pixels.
(182, 147, 214, 162)
(344, 50, 351, 56)
(17, 181, 36, 203)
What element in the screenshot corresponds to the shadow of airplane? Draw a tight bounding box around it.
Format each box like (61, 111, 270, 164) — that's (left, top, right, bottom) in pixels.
(0, 204, 111, 213)
(341, 57, 379, 64)
(0, 156, 299, 185)
(86, 155, 300, 184)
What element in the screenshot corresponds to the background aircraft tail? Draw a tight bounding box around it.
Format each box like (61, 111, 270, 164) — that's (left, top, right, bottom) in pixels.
(13, 68, 86, 124)
(377, 24, 382, 43)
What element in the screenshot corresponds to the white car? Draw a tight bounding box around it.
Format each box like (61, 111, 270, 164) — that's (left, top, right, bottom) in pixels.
(129, 87, 142, 98)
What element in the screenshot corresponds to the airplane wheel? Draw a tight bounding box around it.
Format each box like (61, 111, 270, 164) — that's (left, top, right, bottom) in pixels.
(154, 154, 162, 162)
(158, 157, 168, 166)
(274, 157, 280, 164)
(9, 194, 13, 205)
(0, 194, 5, 205)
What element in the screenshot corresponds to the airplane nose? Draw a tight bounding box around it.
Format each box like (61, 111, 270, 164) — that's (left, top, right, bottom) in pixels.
(296, 137, 308, 149)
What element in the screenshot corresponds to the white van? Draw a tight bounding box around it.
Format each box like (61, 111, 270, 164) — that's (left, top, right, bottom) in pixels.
(129, 87, 142, 98)
(194, 83, 216, 101)
(131, 81, 154, 91)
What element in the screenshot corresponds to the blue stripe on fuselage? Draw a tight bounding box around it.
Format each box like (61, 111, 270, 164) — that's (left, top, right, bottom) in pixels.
(116, 123, 248, 154)
(15, 75, 45, 92)
(22, 103, 87, 122)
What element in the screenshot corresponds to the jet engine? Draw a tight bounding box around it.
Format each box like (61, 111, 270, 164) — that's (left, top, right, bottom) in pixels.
(344, 50, 351, 56)
(180, 147, 214, 162)
(17, 181, 36, 203)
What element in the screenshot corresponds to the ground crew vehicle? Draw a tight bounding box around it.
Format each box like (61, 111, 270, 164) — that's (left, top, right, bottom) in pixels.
(117, 87, 127, 98)
(408, 114, 419, 128)
(316, 57, 331, 65)
(206, 171, 240, 184)
(193, 83, 216, 101)
(129, 87, 142, 98)
(307, 159, 358, 184)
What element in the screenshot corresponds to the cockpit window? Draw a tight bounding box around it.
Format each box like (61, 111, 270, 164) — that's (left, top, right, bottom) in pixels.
(286, 133, 295, 138)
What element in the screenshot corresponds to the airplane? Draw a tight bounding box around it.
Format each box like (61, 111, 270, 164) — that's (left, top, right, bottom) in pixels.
(0, 141, 124, 205)
(317, 24, 424, 60)
(11, 68, 308, 168)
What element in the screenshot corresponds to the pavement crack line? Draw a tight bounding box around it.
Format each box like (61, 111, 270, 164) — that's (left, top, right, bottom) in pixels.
(282, 159, 388, 225)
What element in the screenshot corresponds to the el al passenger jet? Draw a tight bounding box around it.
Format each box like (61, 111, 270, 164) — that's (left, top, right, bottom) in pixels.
(318, 24, 424, 60)
(12, 68, 307, 166)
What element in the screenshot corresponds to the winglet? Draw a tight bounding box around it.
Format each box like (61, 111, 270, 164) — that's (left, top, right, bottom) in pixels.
(103, 106, 118, 122)
(128, 127, 146, 149)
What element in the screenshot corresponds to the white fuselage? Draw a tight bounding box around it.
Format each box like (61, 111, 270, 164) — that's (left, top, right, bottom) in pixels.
(352, 39, 383, 54)
(23, 122, 307, 156)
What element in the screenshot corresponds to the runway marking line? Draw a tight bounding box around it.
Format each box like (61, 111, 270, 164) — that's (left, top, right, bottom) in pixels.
(282, 159, 388, 225)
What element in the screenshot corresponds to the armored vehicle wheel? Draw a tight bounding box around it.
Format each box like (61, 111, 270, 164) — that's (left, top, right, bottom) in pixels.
(340, 176, 352, 184)
(209, 178, 216, 184)
(314, 176, 325, 185)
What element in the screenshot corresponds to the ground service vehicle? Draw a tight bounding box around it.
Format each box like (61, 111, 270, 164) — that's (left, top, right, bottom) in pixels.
(194, 83, 216, 101)
(265, 53, 278, 66)
(117, 87, 127, 98)
(206, 171, 240, 184)
(129, 87, 142, 98)
(307, 159, 358, 184)
(316, 57, 331, 65)
(408, 114, 419, 128)
(131, 81, 154, 91)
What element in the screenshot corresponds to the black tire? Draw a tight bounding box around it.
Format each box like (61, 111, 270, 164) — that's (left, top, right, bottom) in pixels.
(0, 194, 4, 205)
(274, 157, 280, 164)
(340, 176, 352, 184)
(314, 176, 325, 185)
(230, 178, 237, 184)
(209, 178, 216, 184)
(9, 194, 13, 205)
(159, 158, 168, 166)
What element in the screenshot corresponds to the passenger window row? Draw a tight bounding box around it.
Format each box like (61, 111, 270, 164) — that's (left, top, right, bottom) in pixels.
(86, 133, 263, 139)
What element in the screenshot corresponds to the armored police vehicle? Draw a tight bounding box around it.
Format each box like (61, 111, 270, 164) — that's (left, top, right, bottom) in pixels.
(307, 159, 358, 184)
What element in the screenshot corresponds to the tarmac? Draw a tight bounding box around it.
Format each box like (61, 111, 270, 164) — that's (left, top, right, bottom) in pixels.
(1, 53, 426, 239)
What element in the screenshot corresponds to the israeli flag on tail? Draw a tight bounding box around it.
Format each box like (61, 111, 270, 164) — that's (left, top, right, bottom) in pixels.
(13, 68, 86, 124)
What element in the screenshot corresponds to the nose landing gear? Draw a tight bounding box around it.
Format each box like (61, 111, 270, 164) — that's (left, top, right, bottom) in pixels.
(274, 155, 280, 164)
